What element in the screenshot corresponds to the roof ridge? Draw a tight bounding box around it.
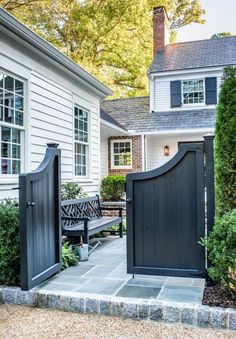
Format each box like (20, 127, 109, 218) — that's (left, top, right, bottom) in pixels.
(164, 35, 236, 48)
(103, 96, 149, 102)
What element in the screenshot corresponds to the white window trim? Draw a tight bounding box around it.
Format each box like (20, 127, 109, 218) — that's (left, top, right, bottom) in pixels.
(0, 69, 26, 178)
(111, 139, 132, 170)
(73, 103, 91, 179)
(181, 79, 205, 107)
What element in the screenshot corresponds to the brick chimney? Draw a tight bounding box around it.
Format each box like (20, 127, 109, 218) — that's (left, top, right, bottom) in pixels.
(153, 6, 170, 56)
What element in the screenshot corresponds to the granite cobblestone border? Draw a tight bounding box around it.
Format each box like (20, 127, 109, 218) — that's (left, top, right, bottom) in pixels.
(0, 286, 235, 332)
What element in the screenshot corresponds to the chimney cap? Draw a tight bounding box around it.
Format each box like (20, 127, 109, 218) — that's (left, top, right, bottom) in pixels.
(153, 6, 170, 20)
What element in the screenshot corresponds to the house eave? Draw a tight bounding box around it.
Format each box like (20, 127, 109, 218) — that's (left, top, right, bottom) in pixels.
(0, 8, 113, 98)
(130, 127, 215, 136)
(100, 119, 129, 135)
(147, 65, 234, 77)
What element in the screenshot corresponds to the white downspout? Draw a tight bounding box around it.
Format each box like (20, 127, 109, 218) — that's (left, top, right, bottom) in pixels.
(141, 134, 147, 172)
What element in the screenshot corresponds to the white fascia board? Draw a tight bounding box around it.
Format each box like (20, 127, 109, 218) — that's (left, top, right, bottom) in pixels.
(0, 8, 113, 97)
(100, 119, 129, 135)
(130, 127, 215, 136)
(149, 66, 225, 78)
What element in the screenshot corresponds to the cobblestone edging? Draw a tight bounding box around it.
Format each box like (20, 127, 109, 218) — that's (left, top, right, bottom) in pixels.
(0, 286, 235, 331)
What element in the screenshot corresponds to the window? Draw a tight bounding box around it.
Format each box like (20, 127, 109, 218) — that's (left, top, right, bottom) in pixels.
(0, 72, 24, 175)
(111, 140, 132, 169)
(74, 105, 89, 177)
(182, 79, 204, 105)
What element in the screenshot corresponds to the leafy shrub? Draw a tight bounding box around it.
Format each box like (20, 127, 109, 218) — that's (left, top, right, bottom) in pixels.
(0, 200, 20, 286)
(62, 242, 79, 269)
(100, 175, 125, 201)
(215, 67, 236, 216)
(61, 182, 87, 200)
(201, 209, 236, 296)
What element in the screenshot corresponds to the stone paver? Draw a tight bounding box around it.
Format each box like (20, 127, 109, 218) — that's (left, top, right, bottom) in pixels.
(37, 236, 205, 304)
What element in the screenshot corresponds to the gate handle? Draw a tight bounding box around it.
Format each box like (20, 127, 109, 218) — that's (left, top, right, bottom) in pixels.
(126, 198, 132, 203)
(27, 202, 36, 207)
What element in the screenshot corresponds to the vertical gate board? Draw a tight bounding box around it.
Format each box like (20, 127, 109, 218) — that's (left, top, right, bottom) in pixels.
(127, 140, 213, 278)
(20, 144, 61, 291)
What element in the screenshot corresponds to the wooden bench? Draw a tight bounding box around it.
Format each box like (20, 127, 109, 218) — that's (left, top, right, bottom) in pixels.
(61, 195, 123, 244)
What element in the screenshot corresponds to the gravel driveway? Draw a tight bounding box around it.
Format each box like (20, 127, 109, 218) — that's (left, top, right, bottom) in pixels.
(0, 305, 234, 339)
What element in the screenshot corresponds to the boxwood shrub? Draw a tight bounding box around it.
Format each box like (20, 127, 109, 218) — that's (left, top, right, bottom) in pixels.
(61, 181, 87, 200)
(201, 209, 236, 296)
(100, 175, 125, 201)
(0, 200, 20, 286)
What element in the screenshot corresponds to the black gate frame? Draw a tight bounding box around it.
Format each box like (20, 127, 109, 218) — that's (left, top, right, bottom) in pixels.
(19, 143, 62, 290)
(126, 135, 214, 278)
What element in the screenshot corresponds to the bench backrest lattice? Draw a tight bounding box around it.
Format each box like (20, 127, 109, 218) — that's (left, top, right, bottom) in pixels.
(61, 196, 102, 230)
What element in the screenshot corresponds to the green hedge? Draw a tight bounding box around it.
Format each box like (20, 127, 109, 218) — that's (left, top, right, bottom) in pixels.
(100, 175, 125, 201)
(201, 209, 236, 296)
(215, 67, 236, 216)
(0, 200, 20, 286)
(61, 182, 87, 200)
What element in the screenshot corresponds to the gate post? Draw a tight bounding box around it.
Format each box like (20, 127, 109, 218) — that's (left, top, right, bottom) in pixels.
(204, 134, 215, 234)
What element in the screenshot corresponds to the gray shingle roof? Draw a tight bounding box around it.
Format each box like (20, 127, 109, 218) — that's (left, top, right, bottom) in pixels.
(149, 36, 236, 74)
(101, 97, 215, 133)
(100, 108, 126, 130)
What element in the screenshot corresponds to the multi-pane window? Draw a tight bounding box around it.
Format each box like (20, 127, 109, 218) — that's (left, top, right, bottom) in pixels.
(0, 72, 24, 175)
(1, 127, 21, 174)
(74, 106, 89, 177)
(112, 140, 132, 168)
(182, 79, 204, 104)
(0, 73, 24, 126)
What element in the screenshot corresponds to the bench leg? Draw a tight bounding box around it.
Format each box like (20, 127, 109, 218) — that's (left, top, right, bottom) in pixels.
(119, 221, 123, 238)
(83, 221, 89, 244)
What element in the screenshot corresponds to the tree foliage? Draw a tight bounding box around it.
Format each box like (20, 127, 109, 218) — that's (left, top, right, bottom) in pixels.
(211, 32, 232, 39)
(215, 67, 236, 216)
(0, 0, 206, 97)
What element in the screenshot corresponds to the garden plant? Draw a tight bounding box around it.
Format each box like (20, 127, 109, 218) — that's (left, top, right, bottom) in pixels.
(100, 175, 125, 201)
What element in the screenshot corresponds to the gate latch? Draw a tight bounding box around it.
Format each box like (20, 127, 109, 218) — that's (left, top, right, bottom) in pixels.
(126, 198, 132, 203)
(27, 202, 36, 207)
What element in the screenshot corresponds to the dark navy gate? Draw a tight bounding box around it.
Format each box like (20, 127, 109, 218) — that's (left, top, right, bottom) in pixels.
(19, 143, 62, 290)
(126, 135, 214, 278)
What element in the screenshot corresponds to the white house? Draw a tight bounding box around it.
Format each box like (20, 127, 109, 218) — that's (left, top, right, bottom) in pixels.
(0, 8, 112, 200)
(100, 6, 236, 177)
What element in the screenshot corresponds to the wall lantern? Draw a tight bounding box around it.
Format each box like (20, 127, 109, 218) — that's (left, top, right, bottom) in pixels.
(164, 145, 170, 156)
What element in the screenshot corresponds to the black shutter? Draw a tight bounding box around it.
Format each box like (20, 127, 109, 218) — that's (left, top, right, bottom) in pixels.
(171, 81, 181, 108)
(205, 77, 217, 105)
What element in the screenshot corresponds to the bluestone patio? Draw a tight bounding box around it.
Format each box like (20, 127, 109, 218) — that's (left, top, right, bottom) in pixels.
(38, 236, 205, 304)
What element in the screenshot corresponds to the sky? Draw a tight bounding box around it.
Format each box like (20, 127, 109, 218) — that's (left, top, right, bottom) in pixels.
(177, 0, 236, 42)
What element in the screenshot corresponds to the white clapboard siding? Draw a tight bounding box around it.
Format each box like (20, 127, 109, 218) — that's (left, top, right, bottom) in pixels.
(29, 71, 101, 195)
(0, 38, 102, 198)
(146, 134, 205, 170)
(0, 184, 19, 200)
(154, 69, 223, 112)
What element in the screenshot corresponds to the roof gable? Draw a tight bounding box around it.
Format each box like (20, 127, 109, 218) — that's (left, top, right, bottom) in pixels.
(149, 36, 236, 74)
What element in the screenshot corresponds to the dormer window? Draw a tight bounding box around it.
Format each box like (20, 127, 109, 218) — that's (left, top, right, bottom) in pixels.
(182, 79, 204, 105)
